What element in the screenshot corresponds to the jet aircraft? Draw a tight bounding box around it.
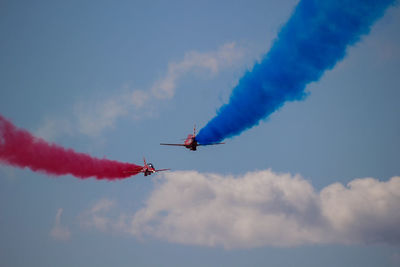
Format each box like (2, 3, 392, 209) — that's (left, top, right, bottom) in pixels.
(124, 158, 170, 176)
(160, 125, 224, 151)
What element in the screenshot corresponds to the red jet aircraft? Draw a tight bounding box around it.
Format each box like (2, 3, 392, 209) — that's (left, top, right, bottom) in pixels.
(125, 158, 170, 176)
(160, 125, 224, 151)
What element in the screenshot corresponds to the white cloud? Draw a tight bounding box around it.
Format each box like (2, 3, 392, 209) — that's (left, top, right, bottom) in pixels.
(74, 93, 131, 137)
(36, 42, 245, 138)
(320, 177, 400, 245)
(151, 42, 244, 99)
(79, 199, 115, 232)
(129, 170, 327, 248)
(81, 170, 400, 249)
(79, 199, 129, 234)
(50, 208, 71, 241)
(130, 90, 149, 109)
(34, 117, 73, 141)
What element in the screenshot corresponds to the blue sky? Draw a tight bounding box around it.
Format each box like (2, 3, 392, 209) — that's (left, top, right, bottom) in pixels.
(1, 0, 400, 266)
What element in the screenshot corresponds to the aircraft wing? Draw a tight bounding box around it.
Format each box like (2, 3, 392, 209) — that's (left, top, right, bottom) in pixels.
(155, 168, 171, 172)
(199, 142, 225, 146)
(160, 143, 186, 146)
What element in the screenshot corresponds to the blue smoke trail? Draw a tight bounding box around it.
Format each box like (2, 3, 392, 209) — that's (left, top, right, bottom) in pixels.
(197, 0, 396, 144)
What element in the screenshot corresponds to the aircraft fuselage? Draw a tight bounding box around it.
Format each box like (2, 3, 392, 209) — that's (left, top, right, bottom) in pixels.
(184, 134, 198, 151)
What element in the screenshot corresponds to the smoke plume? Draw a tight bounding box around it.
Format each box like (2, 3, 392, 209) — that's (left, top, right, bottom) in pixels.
(0, 115, 141, 179)
(197, 0, 396, 144)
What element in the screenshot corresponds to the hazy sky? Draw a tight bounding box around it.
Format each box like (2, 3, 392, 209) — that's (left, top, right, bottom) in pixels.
(1, 1, 400, 266)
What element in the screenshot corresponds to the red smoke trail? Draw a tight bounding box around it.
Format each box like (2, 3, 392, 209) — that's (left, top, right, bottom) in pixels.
(0, 115, 142, 179)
